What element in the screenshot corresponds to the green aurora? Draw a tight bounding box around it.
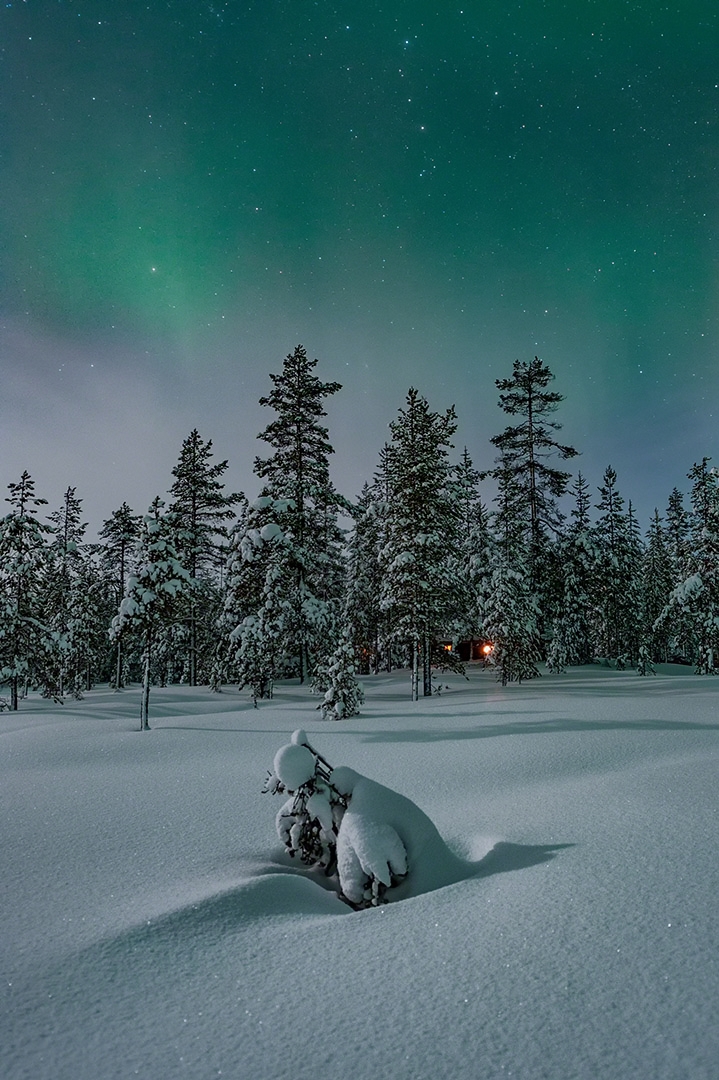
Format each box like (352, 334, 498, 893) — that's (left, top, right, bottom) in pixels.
(2, 0, 718, 526)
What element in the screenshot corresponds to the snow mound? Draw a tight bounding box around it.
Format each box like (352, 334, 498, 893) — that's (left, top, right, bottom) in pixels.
(337, 772, 468, 903)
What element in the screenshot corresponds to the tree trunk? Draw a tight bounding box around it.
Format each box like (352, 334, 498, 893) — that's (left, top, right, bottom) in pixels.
(411, 637, 419, 701)
(115, 640, 123, 691)
(11, 674, 18, 711)
(189, 606, 197, 686)
(140, 640, 151, 730)
(423, 634, 432, 696)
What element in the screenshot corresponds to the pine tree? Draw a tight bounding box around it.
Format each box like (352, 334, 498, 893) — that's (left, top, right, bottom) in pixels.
(99, 503, 142, 688)
(168, 430, 241, 686)
(110, 499, 193, 729)
(0, 473, 54, 709)
(487, 357, 578, 589)
(379, 388, 461, 699)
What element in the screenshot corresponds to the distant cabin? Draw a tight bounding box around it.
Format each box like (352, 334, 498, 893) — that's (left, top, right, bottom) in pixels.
(439, 640, 494, 662)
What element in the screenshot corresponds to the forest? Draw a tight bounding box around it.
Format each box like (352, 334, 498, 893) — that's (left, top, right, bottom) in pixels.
(2, 345, 717, 719)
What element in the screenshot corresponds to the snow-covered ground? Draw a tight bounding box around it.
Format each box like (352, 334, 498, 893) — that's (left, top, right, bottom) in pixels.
(2, 664, 719, 1080)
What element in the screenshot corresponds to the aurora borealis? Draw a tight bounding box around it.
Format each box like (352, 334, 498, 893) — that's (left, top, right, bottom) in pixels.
(2, 1, 718, 530)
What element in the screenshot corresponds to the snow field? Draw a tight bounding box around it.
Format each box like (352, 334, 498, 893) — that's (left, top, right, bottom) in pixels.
(2, 665, 718, 1079)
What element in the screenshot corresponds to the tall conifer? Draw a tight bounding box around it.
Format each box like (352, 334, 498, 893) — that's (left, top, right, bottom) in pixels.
(230, 346, 344, 690)
(487, 356, 578, 583)
(0, 473, 53, 709)
(380, 388, 460, 699)
(111, 499, 193, 728)
(99, 503, 142, 688)
(168, 430, 240, 685)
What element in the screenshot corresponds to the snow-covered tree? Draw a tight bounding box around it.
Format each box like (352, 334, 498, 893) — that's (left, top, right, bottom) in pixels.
(99, 502, 142, 688)
(665, 487, 691, 589)
(636, 642, 656, 676)
(110, 499, 193, 729)
(482, 454, 541, 684)
(230, 346, 345, 689)
(641, 510, 674, 663)
(547, 472, 597, 670)
(64, 549, 110, 694)
(486, 356, 578, 590)
(42, 486, 89, 699)
(317, 637, 364, 720)
(482, 560, 541, 685)
(227, 504, 290, 701)
(448, 448, 493, 649)
(623, 501, 645, 663)
(264, 729, 347, 872)
(0, 473, 56, 709)
(592, 466, 642, 664)
(168, 430, 241, 686)
(343, 482, 385, 673)
(655, 459, 719, 672)
(265, 730, 465, 908)
(379, 388, 462, 699)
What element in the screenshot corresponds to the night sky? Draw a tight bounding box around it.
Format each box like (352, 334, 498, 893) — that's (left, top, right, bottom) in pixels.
(3, 1, 718, 534)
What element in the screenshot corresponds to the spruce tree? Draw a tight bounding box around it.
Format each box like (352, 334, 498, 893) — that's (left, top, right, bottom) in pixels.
(656, 460, 719, 672)
(0, 472, 53, 709)
(483, 454, 541, 683)
(623, 502, 645, 664)
(449, 448, 493, 651)
(592, 467, 642, 664)
(380, 388, 461, 699)
(110, 499, 193, 729)
(43, 487, 88, 698)
(344, 483, 384, 674)
(226, 498, 294, 699)
(688, 459, 719, 671)
(168, 430, 241, 686)
(641, 510, 673, 663)
(665, 487, 691, 589)
(64, 548, 109, 694)
(548, 472, 596, 670)
(99, 503, 142, 688)
(230, 346, 344, 690)
(317, 636, 365, 720)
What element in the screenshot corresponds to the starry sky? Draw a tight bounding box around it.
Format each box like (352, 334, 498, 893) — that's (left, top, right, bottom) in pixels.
(2, 0, 718, 535)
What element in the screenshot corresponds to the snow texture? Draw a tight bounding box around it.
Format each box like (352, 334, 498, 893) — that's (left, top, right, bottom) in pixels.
(2, 663, 719, 1080)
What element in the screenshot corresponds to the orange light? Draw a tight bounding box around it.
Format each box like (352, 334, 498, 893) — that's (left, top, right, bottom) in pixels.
(443, 644, 452, 652)
(482, 643, 493, 655)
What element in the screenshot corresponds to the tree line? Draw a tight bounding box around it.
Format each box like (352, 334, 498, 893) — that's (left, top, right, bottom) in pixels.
(2, 345, 718, 718)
